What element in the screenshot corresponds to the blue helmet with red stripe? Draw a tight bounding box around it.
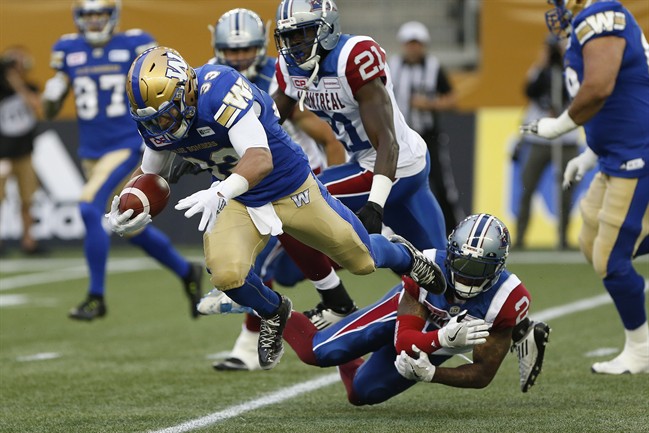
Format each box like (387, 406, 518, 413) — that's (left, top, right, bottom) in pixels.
(446, 214, 510, 299)
(126, 46, 197, 142)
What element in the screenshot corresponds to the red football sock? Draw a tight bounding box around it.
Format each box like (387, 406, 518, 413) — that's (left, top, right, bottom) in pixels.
(283, 311, 318, 365)
(244, 313, 261, 333)
(278, 234, 336, 281)
(338, 357, 364, 406)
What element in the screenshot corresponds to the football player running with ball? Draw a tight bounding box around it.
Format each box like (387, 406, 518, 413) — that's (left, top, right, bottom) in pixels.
(42, 0, 203, 321)
(281, 214, 550, 404)
(522, 0, 649, 375)
(111, 46, 446, 370)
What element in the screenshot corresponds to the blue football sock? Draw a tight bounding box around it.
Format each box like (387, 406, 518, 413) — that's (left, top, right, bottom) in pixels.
(79, 202, 109, 297)
(369, 234, 411, 274)
(129, 225, 190, 278)
(226, 270, 282, 318)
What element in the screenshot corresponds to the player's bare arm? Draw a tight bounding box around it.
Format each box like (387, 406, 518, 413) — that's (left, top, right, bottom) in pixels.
(272, 87, 297, 124)
(432, 327, 512, 389)
(291, 107, 346, 166)
(231, 147, 273, 189)
(568, 36, 625, 124)
(355, 79, 398, 180)
(396, 288, 428, 320)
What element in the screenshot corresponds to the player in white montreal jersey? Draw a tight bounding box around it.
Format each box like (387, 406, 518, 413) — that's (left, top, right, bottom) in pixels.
(270, 0, 447, 323)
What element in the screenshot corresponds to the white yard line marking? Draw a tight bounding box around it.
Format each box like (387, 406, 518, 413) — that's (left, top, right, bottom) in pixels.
(149, 374, 340, 433)
(16, 352, 61, 362)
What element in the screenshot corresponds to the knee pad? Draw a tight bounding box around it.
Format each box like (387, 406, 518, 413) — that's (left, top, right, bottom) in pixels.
(208, 262, 247, 290)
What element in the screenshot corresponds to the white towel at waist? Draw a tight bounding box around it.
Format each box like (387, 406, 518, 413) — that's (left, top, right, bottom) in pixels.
(246, 203, 284, 236)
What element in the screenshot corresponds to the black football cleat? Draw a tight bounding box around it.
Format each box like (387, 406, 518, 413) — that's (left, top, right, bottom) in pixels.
(390, 235, 446, 295)
(258, 295, 292, 370)
(68, 296, 107, 321)
(183, 262, 204, 319)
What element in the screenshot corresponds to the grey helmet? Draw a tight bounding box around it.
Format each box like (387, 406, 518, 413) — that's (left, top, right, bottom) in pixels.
(210, 8, 267, 79)
(445, 214, 510, 299)
(274, 0, 341, 71)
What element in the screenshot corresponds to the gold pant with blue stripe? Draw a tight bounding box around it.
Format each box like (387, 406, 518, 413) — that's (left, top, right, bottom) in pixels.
(204, 174, 376, 290)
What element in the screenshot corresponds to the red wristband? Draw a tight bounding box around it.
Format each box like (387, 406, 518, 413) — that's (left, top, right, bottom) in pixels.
(395, 315, 441, 355)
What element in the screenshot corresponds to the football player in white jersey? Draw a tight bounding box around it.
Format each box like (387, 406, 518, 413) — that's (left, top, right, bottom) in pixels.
(270, 0, 448, 323)
(41, 0, 203, 321)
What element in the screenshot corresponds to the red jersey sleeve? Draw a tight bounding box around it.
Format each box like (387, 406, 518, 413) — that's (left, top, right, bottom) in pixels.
(492, 283, 531, 331)
(345, 39, 387, 95)
(401, 276, 420, 299)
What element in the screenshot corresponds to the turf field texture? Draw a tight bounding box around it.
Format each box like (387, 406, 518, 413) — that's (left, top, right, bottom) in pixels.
(1, 247, 648, 433)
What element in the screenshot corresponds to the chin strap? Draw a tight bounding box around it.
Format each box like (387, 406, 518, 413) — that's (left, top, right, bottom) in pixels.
(298, 59, 320, 112)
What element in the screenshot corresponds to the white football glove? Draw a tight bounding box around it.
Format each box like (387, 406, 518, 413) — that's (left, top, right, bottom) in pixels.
(394, 345, 436, 382)
(42, 74, 68, 101)
(105, 195, 152, 237)
(438, 310, 490, 348)
(562, 147, 598, 190)
(520, 110, 578, 140)
(175, 181, 227, 232)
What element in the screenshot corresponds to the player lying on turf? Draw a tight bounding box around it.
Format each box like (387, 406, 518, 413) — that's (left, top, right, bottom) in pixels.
(205, 214, 551, 401)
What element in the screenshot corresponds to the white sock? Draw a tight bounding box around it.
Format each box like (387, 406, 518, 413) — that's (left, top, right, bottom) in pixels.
(623, 321, 649, 356)
(310, 268, 340, 291)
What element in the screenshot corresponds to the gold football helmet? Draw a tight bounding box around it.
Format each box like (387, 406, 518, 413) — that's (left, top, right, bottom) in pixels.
(73, 0, 121, 45)
(126, 46, 198, 142)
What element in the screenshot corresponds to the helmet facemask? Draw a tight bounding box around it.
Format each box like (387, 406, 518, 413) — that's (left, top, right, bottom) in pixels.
(545, 0, 592, 39)
(275, 23, 323, 71)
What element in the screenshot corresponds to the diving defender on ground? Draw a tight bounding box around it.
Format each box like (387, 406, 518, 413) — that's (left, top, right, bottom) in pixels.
(281, 214, 550, 404)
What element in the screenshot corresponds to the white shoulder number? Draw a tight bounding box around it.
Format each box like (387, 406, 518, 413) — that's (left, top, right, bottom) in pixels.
(354, 45, 385, 81)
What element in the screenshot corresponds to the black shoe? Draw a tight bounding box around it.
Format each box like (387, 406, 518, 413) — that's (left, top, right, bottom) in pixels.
(304, 302, 357, 330)
(389, 235, 446, 295)
(258, 295, 292, 370)
(183, 263, 204, 319)
(68, 296, 106, 321)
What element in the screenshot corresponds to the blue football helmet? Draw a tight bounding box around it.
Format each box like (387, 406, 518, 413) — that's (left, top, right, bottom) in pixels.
(545, 0, 592, 39)
(445, 214, 510, 299)
(274, 0, 341, 71)
(73, 0, 120, 45)
(126, 47, 197, 142)
(210, 8, 268, 80)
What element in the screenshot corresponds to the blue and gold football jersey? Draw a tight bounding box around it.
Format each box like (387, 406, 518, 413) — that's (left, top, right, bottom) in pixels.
(564, 0, 649, 178)
(140, 64, 310, 208)
(50, 30, 156, 159)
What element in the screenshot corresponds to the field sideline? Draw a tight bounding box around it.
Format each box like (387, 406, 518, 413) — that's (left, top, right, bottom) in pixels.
(1, 247, 648, 433)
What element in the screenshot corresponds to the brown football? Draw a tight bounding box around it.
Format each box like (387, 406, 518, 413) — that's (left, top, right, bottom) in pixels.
(118, 173, 170, 218)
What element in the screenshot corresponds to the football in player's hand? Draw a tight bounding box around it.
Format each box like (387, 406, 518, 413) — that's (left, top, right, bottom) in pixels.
(118, 173, 170, 218)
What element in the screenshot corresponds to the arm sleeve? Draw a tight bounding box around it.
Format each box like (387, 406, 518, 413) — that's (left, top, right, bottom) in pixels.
(140, 147, 175, 175)
(395, 314, 441, 355)
(227, 108, 270, 157)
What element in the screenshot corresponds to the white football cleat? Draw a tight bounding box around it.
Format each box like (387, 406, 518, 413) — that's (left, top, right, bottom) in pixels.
(591, 350, 649, 375)
(213, 325, 262, 371)
(511, 319, 551, 392)
(197, 289, 254, 315)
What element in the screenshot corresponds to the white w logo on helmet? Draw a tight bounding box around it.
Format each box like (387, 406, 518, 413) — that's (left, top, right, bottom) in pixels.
(165, 52, 188, 82)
